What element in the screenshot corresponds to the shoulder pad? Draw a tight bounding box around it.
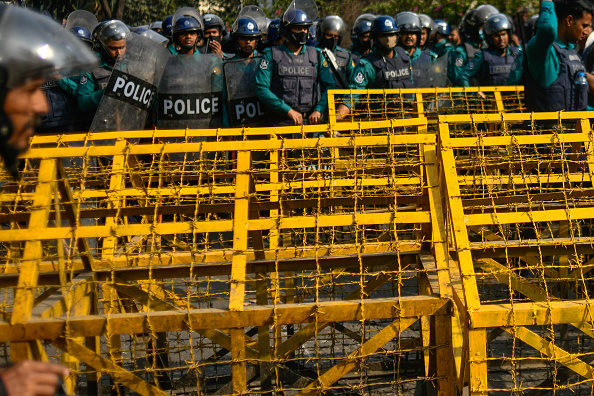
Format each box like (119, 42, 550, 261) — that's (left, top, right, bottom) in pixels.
(262, 47, 272, 54)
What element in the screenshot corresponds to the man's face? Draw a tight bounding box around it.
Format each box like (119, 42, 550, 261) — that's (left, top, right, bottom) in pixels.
(4, 79, 48, 151)
(290, 25, 308, 34)
(237, 36, 256, 54)
(204, 28, 221, 38)
(400, 32, 418, 48)
(178, 31, 198, 47)
(491, 30, 509, 50)
(420, 28, 428, 46)
(567, 12, 593, 44)
(106, 39, 126, 62)
(449, 29, 461, 45)
(360, 32, 371, 42)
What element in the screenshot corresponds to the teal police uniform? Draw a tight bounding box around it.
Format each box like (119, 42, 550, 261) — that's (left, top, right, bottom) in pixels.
(432, 39, 454, 59)
(343, 47, 413, 109)
(449, 40, 481, 86)
(76, 58, 113, 111)
(255, 43, 336, 122)
(459, 47, 521, 87)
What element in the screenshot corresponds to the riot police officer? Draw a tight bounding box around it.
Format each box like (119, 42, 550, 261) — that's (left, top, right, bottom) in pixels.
(0, 4, 97, 174)
(162, 15, 177, 54)
(431, 19, 454, 58)
(77, 20, 129, 113)
(335, 15, 413, 119)
(230, 17, 261, 59)
(150, 20, 162, 33)
(255, 7, 335, 126)
(172, 12, 204, 56)
(202, 13, 226, 56)
(459, 13, 520, 87)
(450, 5, 499, 85)
(350, 14, 375, 65)
(317, 15, 354, 89)
(38, 25, 96, 134)
(525, 0, 593, 112)
(260, 18, 283, 51)
(418, 13, 433, 49)
(395, 12, 435, 88)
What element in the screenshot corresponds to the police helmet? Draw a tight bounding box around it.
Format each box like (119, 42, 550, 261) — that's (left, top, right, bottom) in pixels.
(372, 15, 398, 35)
(173, 16, 202, 35)
(162, 15, 174, 38)
(92, 20, 129, 60)
(418, 13, 434, 34)
(280, 9, 312, 46)
(395, 12, 421, 34)
(233, 16, 261, 37)
(473, 4, 499, 25)
(351, 16, 374, 44)
(70, 26, 92, 43)
(483, 13, 512, 36)
(318, 15, 347, 39)
(525, 14, 539, 39)
(203, 13, 226, 36)
(263, 18, 271, 34)
(433, 19, 450, 36)
(283, 8, 312, 27)
(0, 4, 97, 174)
(149, 21, 162, 32)
(267, 18, 281, 42)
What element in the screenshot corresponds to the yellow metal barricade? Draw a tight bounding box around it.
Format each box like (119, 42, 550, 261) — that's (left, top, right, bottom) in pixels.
(439, 111, 594, 395)
(0, 116, 457, 395)
(327, 86, 525, 127)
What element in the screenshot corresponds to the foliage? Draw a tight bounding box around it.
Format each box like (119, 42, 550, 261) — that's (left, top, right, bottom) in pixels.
(21, 0, 539, 29)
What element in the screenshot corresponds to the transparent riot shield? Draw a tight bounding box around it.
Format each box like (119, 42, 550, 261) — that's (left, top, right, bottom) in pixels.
(224, 57, 267, 127)
(90, 34, 170, 132)
(156, 54, 224, 130)
(283, 0, 318, 24)
(414, 55, 448, 88)
(234, 5, 267, 33)
(65, 10, 98, 32)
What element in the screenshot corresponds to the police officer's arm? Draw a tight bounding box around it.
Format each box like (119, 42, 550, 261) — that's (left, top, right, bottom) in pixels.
(459, 50, 484, 87)
(507, 53, 524, 85)
(57, 77, 79, 97)
(310, 51, 335, 124)
(335, 59, 375, 119)
(76, 72, 104, 111)
(449, 47, 467, 86)
(254, 49, 293, 116)
(526, 1, 559, 87)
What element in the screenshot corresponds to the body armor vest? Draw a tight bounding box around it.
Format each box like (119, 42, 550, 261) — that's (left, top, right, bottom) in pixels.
(270, 46, 319, 114)
(525, 42, 587, 112)
(481, 47, 519, 86)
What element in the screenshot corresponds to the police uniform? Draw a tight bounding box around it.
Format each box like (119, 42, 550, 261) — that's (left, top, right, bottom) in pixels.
(431, 39, 454, 59)
(77, 58, 113, 111)
(317, 45, 355, 89)
(449, 40, 481, 86)
(409, 47, 437, 87)
(343, 47, 413, 110)
(459, 46, 520, 86)
(38, 76, 93, 133)
(524, 1, 587, 112)
(507, 52, 524, 85)
(255, 43, 335, 125)
(167, 42, 178, 54)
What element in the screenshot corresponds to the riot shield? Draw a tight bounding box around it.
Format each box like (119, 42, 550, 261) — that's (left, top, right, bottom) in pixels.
(65, 10, 98, 32)
(414, 55, 448, 88)
(90, 33, 170, 132)
(157, 53, 224, 130)
(224, 57, 267, 127)
(234, 5, 267, 33)
(173, 7, 203, 28)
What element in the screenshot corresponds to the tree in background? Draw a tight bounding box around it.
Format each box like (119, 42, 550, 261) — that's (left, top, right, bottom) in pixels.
(21, 0, 538, 36)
